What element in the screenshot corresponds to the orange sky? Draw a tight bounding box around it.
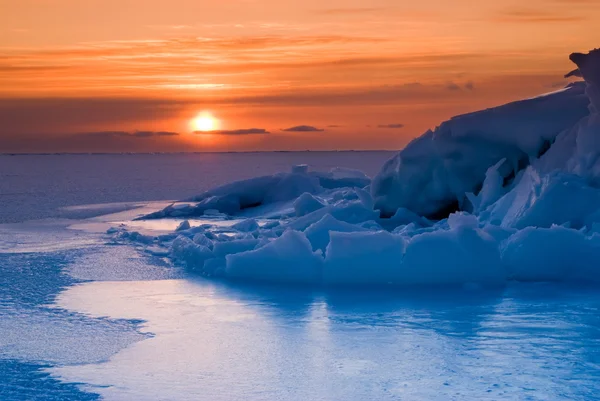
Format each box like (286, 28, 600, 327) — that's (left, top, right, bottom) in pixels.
(0, 0, 598, 152)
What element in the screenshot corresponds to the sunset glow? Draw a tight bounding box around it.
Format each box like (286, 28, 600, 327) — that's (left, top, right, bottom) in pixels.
(1, 0, 599, 152)
(191, 112, 219, 132)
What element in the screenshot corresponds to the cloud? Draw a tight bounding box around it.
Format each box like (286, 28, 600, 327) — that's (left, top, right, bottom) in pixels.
(446, 82, 461, 91)
(194, 128, 269, 135)
(494, 8, 585, 23)
(0, 73, 564, 138)
(327, 125, 343, 128)
(446, 81, 475, 91)
(1, 38, 487, 96)
(281, 125, 325, 132)
(80, 130, 179, 138)
(377, 124, 405, 129)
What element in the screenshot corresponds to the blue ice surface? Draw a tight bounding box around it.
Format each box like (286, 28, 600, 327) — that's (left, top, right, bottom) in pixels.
(0, 360, 99, 401)
(0, 250, 147, 400)
(3, 245, 600, 400)
(50, 274, 600, 401)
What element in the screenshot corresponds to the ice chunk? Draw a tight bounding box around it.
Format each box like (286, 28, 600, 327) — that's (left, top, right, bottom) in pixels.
(192, 233, 214, 249)
(304, 214, 369, 252)
(380, 207, 430, 230)
(262, 220, 281, 229)
(288, 198, 381, 231)
(323, 231, 405, 285)
(203, 209, 223, 216)
(293, 192, 326, 217)
(331, 202, 379, 224)
(502, 226, 600, 282)
(291, 164, 309, 174)
(142, 165, 371, 220)
(175, 220, 191, 232)
(466, 158, 507, 213)
(170, 236, 214, 272)
(119, 231, 155, 244)
(225, 230, 323, 284)
(311, 168, 370, 190)
(447, 212, 479, 229)
(144, 245, 170, 257)
(402, 224, 505, 286)
(231, 218, 259, 232)
(487, 168, 600, 229)
(354, 187, 374, 209)
(213, 239, 260, 258)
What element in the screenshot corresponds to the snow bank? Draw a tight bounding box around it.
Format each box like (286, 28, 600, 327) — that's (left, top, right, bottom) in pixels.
(371, 82, 589, 218)
(115, 48, 600, 288)
(485, 168, 600, 229)
(141, 165, 370, 220)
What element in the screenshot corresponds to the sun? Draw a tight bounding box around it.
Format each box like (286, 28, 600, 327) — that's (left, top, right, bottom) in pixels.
(191, 112, 219, 132)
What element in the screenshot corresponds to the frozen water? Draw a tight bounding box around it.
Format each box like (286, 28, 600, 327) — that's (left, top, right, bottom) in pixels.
(51, 278, 600, 401)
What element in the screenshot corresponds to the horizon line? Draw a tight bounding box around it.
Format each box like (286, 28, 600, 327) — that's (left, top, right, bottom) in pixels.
(0, 149, 400, 156)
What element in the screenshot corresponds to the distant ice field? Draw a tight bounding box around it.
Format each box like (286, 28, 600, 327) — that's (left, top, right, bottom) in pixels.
(0, 152, 394, 223)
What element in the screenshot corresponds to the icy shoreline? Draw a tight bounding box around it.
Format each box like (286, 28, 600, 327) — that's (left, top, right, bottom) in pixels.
(112, 49, 600, 288)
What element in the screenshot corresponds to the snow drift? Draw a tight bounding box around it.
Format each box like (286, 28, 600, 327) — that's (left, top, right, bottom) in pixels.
(371, 82, 590, 218)
(116, 48, 600, 288)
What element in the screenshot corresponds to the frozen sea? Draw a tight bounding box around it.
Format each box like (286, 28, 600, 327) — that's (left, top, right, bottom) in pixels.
(1, 152, 600, 401)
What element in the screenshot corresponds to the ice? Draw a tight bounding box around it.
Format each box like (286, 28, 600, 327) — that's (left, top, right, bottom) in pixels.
(316, 167, 370, 189)
(401, 221, 505, 287)
(323, 231, 405, 285)
(50, 277, 600, 401)
(485, 168, 600, 229)
(141, 165, 370, 220)
(570, 49, 600, 113)
(192, 232, 214, 249)
(231, 218, 259, 232)
(371, 81, 589, 218)
(291, 164, 309, 174)
(169, 236, 214, 273)
(465, 158, 507, 213)
(175, 220, 191, 231)
(293, 192, 326, 217)
(304, 214, 369, 252)
(214, 237, 259, 254)
(502, 226, 600, 282)
(322, 215, 503, 287)
(225, 230, 323, 284)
